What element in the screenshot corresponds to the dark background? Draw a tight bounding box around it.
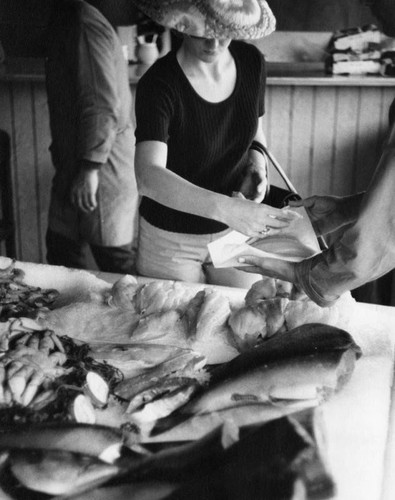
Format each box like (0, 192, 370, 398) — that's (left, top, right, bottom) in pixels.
(0, 0, 379, 58)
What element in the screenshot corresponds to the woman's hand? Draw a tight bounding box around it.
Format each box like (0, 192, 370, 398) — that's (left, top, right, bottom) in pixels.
(70, 169, 100, 213)
(239, 150, 268, 203)
(224, 197, 301, 240)
(237, 255, 297, 283)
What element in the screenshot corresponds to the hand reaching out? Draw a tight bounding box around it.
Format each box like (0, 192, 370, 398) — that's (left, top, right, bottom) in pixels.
(289, 195, 346, 236)
(225, 196, 302, 240)
(237, 254, 297, 284)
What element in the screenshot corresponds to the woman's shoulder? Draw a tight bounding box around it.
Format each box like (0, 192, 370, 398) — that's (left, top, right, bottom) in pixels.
(231, 40, 265, 64)
(139, 51, 178, 85)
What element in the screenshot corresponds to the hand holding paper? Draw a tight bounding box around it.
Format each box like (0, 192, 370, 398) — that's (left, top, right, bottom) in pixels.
(207, 206, 321, 269)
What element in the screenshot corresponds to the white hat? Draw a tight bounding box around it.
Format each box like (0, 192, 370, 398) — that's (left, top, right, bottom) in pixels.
(131, 0, 276, 39)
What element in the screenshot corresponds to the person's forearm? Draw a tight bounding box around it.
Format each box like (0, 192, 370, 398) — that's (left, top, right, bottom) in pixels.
(336, 192, 365, 228)
(294, 256, 341, 307)
(295, 147, 395, 306)
(137, 162, 233, 223)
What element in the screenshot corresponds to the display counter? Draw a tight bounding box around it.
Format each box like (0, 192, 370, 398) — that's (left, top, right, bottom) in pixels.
(95, 269, 395, 500)
(0, 257, 394, 499)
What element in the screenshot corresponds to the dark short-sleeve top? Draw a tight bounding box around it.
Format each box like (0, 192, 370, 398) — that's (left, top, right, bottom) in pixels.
(135, 40, 266, 234)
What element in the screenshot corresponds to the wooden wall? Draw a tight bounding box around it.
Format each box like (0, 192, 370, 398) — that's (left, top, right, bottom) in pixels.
(0, 80, 52, 260)
(269, 0, 377, 31)
(1, 78, 393, 264)
(262, 84, 394, 198)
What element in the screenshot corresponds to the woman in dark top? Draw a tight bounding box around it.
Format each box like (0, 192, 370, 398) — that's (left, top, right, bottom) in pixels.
(133, 0, 299, 286)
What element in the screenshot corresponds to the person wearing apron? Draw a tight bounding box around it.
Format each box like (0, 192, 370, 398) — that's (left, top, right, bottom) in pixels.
(45, 0, 138, 273)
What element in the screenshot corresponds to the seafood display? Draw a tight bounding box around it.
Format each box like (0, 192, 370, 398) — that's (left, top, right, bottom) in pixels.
(39, 274, 354, 365)
(0, 327, 68, 407)
(0, 258, 366, 499)
(143, 323, 361, 441)
(0, 413, 332, 499)
(0, 260, 59, 320)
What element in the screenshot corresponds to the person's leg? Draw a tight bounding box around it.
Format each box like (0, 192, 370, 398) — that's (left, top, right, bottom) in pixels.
(46, 229, 88, 269)
(90, 243, 136, 275)
(136, 218, 208, 283)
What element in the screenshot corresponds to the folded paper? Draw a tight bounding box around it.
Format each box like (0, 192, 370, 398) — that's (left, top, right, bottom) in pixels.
(208, 207, 321, 268)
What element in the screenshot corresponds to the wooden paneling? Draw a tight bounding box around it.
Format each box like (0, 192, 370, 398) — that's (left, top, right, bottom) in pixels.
(0, 79, 394, 264)
(0, 81, 14, 258)
(0, 80, 51, 262)
(262, 84, 394, 199)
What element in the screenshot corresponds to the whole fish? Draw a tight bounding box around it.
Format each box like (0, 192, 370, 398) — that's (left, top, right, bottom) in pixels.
(9, 449, 120, 496)
(0, 423, 124, 464)
(150, 323, 362, 439)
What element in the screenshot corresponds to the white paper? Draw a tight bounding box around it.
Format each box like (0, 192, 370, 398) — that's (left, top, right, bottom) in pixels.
(207, 206, 321, 268)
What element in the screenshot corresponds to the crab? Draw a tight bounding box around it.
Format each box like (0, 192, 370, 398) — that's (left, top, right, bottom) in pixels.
(0, 328, 69, 407)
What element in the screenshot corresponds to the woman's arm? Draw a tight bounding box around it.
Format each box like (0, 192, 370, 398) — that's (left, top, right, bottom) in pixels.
(135, 140, 300, 239)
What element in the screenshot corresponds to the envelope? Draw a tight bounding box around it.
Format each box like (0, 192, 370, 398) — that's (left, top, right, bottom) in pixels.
(207, 207, 321, 268)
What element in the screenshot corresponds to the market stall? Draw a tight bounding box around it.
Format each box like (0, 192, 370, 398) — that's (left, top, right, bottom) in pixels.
(0, 256, 394, 499)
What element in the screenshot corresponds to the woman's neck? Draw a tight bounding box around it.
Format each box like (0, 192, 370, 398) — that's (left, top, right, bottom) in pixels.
(176, 43, 231, 78)
(176, 43, 236, 102)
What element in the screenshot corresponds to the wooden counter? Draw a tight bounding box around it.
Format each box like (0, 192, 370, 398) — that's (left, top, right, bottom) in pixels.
(3, 57, 395, 87)
(0, 58, 394, 264)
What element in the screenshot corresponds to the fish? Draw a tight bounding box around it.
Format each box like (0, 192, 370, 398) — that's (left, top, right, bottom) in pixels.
(0, 423, 124, 463)
(130, 309, 189, 346)
(108, 274, 139, 310)
(149, 323, 361, 439)
(9, 449, 120, 496)
(148, 414, 333, 500)
(89, 342, 197, 378)
(114, 351, 207, 401)
(127, 384, 199, 437)
(144, 404, 303, 443)
(181, 290, 206, 337)
(125, 377, 200, 414)
(132, 281, 195, 318)
(194, 289, 232, 342)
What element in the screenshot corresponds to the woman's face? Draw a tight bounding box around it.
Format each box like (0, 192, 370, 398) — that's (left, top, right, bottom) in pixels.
(182, 35, 232, 62)
(369, 0, 395, 37)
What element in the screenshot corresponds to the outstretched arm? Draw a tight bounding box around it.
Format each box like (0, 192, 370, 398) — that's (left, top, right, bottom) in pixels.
(240, 122, 395, 307)
(135, 140, 300, 240)
(289, 193, 364, 236)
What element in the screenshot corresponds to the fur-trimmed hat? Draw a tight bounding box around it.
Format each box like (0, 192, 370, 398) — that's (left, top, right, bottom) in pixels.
(131, 0, 276, 40)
